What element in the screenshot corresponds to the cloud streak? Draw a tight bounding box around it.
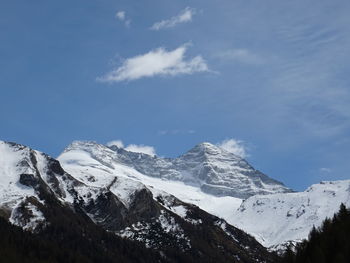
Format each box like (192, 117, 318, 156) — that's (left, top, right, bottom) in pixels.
(98, 44, 208, 82)
(267, 13, 350, 139)
(216, 49, 264, 65)
(150, 7, 196, 30)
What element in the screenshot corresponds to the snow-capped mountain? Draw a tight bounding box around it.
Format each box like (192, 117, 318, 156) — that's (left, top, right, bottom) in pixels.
(60, 141, 291, 199)
(1, 139, 349, 258)
(230, 180, 350, 250)
(57, 140, 350, 252)
(0, 140, 275, 262)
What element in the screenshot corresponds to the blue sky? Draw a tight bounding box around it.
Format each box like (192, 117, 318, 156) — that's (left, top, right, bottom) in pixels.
(1, 0, 350, 191)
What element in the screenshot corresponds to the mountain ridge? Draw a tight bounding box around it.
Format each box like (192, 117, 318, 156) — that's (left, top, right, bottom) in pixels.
(0, 140, 276, 263)
(1, 139, 350, 256)
(57, 140, 350, 252)
(62, 140, 291, 199)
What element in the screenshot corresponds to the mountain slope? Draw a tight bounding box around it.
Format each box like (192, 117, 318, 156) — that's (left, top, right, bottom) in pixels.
(230, 180, 350, 250)
(0, 205, 163, 263)
(0, 141, 276, 263)
(279, 204, 350, 263)
(58, 140, 350, 252)
(3, 139, 348, 257)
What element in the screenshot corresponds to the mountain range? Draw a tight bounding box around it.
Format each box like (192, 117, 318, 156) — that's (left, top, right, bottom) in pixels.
(0, 139, 349, 261)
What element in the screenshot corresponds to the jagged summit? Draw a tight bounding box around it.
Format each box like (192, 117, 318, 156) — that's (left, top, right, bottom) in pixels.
(188, 142, 222, 153)
(63, 140, 103, 152)
(58, 140, 292, 199)
(181, 141, 238, 159)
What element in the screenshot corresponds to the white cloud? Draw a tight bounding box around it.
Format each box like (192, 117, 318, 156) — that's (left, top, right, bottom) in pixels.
(125, 144, 156, 156)
(115, 11, 131, 27)
(217, 139, 248, 158)
(106, 140, 156, 156)
(150, 7, 196, 30)
(97, 44, 208, 82)
(106, 140, 124, 148)
(216, 49, 264, 65)
(115, 11, 125, 21)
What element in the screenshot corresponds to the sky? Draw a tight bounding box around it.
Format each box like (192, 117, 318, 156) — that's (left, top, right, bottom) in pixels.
(1, 0, 350, 191)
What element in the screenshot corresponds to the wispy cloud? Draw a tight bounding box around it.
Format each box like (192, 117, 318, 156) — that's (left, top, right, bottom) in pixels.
(107, 140, 156, 156)
(216, 49, 264, 65)
(217, 139, 248, 158)
(150, 7, 196, 30)
(115, 10, 131, 27)
(319, 167, 332, 173)
(268, 14, 350, 139)
(97, 44, 208, 82)
(157, 129, 196, 136)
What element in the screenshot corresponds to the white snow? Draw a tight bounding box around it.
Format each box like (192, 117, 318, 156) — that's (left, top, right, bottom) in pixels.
(170, 205, 187, 218)
(109, 177, 146, 208)
(0, 142, 36, 208)
(230, 180, 350, 248)
(158, 210, 182, 233)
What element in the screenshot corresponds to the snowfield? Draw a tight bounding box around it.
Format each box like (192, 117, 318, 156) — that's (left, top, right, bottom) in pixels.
(230, 180, 350, 248)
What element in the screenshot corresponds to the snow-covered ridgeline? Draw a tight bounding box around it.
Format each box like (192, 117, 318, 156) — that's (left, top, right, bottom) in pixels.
(230, 180, 350, 249)
(60, 140, 291, 199)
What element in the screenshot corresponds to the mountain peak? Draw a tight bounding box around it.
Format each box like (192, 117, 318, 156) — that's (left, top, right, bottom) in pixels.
(182, 142, 244, 163)
(186, 142, 223, 156)
(197, 142, 217, 148)
(65, 140, 100, 150)
(62, 141, 116, 157)
(58, 140, 292, 199)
